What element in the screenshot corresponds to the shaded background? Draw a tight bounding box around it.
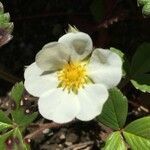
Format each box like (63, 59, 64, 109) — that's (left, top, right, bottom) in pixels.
(0, 0, 150, 95)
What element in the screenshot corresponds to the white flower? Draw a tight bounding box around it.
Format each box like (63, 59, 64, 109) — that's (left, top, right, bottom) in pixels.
(24, 30, 122, 123)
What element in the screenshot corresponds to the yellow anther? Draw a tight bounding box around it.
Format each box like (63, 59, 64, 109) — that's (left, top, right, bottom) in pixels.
(57, 62, 89, 94)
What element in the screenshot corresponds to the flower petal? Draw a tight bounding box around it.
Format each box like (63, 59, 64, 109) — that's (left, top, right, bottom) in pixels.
(58, 32, 93, 61)
(38, 88, 80, 123)
(76, 84, 108, 121)
(35, 42, 71, 72)
(88, 48, 122, 89)
(24, 63, 58, 97)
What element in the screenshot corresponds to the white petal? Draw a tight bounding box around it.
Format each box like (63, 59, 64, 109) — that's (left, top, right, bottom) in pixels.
(76, 84, 108, 121)
(88, 48, 122, 89)
(24, 63, 58, 97)
(58, 32, 93, 61)
(35, 42, 71, 72)
(38, 89, 80, 123)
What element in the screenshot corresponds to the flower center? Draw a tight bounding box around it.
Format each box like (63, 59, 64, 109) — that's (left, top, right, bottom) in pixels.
(57, 62, 90, 94)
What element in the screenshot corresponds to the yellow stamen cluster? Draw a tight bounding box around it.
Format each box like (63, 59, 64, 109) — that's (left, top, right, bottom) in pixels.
(57, 62, 90, 94)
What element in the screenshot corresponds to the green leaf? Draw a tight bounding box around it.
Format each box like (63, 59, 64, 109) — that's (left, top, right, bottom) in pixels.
(0, 110, 12, 124)
(0, 2, 13, 47)
(0, 122, 12, 132)
(97, 88, 128, 130)
(13, 128, 30, 150)
(138, 0, 149, 5)
(143, 2, 150, 16)
(124, 116, 150, 139)
(104, 131, 126, 150)
(0, 13, 10, 24)
(12, 108, 38, 127)
(137, 0, 150, 14)
(0, 130, 14, 150)
(138, 0, 150, 16)
(123, 116, 150, 150)
(90, 0, 105, 21)
(11, 82, 37, 128)
(131, 76, 150, 93)
(130, 43, 150, 93)
(10, 82, 24, 109)
(0, 110, 12, 132)
(0, 22, 14, 32)
(0, 128, 30, 150)
(131, 43, 150, 75)
(4, 22, 14, 32)
(0, 11, 13, 31)
(0, 2, 4, 14)
(123, 132, 150, 150)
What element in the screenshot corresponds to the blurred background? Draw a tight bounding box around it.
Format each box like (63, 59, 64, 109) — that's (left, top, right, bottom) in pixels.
(0, 0, 150, 95)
